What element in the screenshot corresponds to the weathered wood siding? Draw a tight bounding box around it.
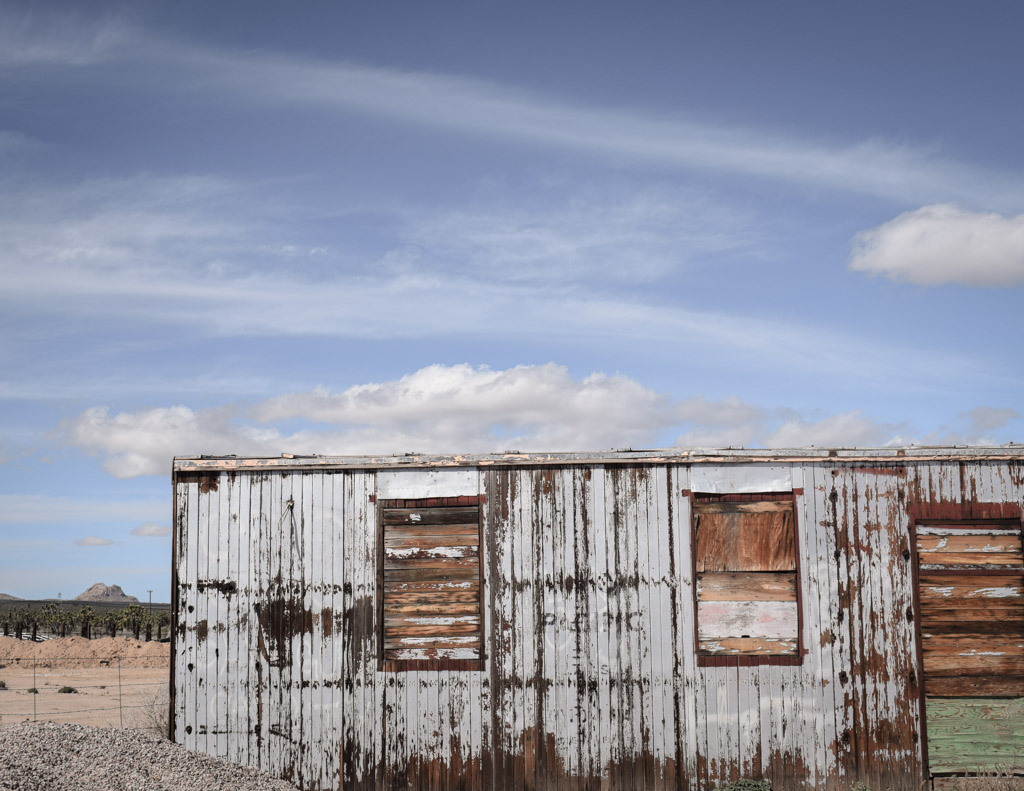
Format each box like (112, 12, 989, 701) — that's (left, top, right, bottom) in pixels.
(172, 457, 1024, 791)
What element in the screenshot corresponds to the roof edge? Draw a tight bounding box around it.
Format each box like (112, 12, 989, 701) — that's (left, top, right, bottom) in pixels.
(173, 445, 1024, 472)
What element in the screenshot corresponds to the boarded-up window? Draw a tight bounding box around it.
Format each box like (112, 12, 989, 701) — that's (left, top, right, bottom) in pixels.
(380, 497, 483, 666)
(916, 522, 1024, 697)
(916, 521, 1024, 776)
(693, 494, 800, 659)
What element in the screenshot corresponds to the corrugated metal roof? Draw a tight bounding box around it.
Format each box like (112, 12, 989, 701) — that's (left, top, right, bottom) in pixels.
(173, 445, 1024, 472)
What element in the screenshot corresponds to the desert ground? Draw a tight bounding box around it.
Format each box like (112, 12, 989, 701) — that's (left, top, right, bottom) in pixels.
(0, 636, 169, 732)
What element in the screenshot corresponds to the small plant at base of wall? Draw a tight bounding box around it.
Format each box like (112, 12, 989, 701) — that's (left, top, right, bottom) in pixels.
(717, 780, 771, 791)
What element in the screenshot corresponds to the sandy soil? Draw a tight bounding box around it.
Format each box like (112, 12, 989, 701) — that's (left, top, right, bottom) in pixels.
(0, 637, 169, 730)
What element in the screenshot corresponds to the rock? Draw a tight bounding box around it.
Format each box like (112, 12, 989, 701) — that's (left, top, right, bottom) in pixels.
(0, 722, 299, 791)
(73, 584, 139, 603)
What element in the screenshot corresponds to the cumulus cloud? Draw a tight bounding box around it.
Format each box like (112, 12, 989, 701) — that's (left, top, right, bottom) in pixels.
(61, 363, 933, 478)
(849, 204, 1024, 286)
(132, 522, 172, 537)
(75, 535, 112, 546)
(67, 364, 678, 475)
(65, 404, 284, 478)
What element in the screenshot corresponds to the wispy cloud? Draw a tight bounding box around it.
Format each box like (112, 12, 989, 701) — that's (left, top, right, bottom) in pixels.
(5, 15, 1020, 208)
(0, 174, 998, 396)
(131, 522, 172, 537)
(0, 494, 166, 525)
(168, 48, 1018, 208)
(0, 8, 129, 67)
(850, 204, 1024, 286)
(960, 406, 1020, 433)
(75, 535, 113, 546)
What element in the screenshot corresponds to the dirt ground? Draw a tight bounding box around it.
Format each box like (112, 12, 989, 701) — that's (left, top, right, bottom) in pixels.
(0, 636, 169, 731)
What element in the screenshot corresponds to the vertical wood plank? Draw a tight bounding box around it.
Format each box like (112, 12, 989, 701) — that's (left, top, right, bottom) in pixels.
(215, 472, 231, 760)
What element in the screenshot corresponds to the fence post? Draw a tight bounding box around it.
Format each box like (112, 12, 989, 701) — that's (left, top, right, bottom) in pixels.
(118, 658, 123, 729)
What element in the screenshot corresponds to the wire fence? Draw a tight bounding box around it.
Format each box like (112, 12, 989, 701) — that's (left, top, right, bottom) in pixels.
(0, 655, 170, 734)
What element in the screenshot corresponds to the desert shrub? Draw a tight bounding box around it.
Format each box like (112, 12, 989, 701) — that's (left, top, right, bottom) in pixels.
(0, 679, 7, 690)
(27, 687, 38, 694)
(939, 770, 1024, 791)
(57, 686, 78, 694)
(717, 780, 771, 791)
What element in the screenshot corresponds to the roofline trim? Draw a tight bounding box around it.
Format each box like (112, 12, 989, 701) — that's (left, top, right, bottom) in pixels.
(173, 446, 1024, 472)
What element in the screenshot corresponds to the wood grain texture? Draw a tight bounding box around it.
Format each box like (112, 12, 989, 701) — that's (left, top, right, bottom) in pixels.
(697, 600, 799, 641)
(696, 508, 796, 572)
(697, 571, 798, 601)
(926, 697, 1024, 774)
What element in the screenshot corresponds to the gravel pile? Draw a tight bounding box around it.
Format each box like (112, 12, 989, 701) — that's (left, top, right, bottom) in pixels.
(0, 722, 299, 791)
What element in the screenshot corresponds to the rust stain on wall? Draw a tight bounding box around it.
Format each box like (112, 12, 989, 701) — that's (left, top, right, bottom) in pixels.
(255, 596, 314, 668)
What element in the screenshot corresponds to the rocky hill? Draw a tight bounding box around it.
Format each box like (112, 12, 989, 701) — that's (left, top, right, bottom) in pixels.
(0, 593, 23, 601)
(73, 583, 139, 603)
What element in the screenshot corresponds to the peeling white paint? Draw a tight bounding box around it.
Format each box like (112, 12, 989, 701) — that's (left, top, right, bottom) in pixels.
(970, 587, 1020, 599)
(386, 545, 470, 558)
(398, 635, 479, 646)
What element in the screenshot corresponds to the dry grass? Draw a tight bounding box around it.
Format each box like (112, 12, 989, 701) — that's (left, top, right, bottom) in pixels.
(126, 683, 170, 739)
(932, 770, 1024, 791)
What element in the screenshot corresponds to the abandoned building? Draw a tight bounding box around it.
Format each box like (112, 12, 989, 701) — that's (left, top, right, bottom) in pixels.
(171, 447, 1024, 790)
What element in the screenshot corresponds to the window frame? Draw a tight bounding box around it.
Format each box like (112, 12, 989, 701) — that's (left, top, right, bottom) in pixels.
(688, 489, 805, 667)
(377, 495, 486, 672)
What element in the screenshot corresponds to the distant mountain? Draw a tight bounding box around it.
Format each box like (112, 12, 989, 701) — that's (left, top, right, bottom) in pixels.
(74, 583, 139, 603)
(0, 592, 23, 601)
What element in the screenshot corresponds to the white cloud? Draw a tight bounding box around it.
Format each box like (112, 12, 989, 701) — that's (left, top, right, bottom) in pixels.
(60, 363, 959, 479)
(674, 409, 901, 449)
(75, 535, 113, 546)
(132, 522, 172, 537)
(0, 494, 166, 524)
(760, 411, 899, 448)
(67, 364, 678, 475)
(960, 406, 1020, 432)
(849, 204, 1024, 286)
(64, 404, 283, 478)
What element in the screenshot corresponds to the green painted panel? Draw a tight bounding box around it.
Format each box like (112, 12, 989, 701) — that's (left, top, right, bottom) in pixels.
(927, 697, 1024, 774)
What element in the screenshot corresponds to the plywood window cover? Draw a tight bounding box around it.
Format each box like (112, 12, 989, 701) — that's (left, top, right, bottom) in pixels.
(690, 491, 803, 667)
(378, 495, 485, 672)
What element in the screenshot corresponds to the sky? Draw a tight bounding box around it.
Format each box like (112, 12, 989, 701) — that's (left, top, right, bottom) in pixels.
(1, 0, 1022, 601)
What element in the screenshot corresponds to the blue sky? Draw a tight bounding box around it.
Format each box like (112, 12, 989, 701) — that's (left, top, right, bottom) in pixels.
(1, 0, 1022, 601)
